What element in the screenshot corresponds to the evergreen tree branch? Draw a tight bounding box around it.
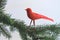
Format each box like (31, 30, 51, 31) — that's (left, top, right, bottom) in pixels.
(0, 0, 7, 9)
(0, 13, 60, 40)
(0, 24, 11, 38)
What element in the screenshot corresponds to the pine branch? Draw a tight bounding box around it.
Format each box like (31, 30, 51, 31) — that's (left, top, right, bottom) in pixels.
(0, 0, 7, 9)
(0, 24, 11, 38)
(0, 13, 60, 40)
(26, 25, 60, 40)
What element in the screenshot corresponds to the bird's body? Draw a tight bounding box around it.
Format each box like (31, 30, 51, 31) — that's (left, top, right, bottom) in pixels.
(25, 8, 54, 26)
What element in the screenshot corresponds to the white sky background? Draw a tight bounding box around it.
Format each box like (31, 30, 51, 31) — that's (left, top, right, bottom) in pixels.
(0, 0, 60, 40)
(5, 0, 60, 25)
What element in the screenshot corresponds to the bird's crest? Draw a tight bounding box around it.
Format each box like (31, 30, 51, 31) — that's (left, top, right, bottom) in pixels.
(25, 8, 32, 11)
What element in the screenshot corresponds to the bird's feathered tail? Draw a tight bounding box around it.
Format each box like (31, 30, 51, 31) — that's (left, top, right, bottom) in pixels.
(41, 15, 54, 22)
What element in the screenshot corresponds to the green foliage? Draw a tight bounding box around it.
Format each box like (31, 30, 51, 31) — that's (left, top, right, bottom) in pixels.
(0, 0, 11, 39)
(0, 0, 7, 9)
(0, 23, 11, 38)
(0, 12, 60, 40)
(26, 25, 60, 40)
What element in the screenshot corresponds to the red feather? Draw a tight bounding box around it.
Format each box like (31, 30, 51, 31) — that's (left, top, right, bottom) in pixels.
(25, 8, 54, 26)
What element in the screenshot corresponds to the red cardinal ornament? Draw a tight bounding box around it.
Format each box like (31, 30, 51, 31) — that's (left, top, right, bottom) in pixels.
(25, 8, 54, 26)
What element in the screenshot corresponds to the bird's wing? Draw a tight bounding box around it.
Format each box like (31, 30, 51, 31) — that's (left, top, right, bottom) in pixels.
(33, 12, 54, 22)
(33, 12, 44, 19)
